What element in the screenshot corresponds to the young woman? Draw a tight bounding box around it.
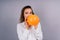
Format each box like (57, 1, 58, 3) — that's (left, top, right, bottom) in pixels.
(17, 5, 43, 40)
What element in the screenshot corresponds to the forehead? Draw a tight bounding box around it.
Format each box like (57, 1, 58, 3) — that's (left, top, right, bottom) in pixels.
(24, 8, 32, 12)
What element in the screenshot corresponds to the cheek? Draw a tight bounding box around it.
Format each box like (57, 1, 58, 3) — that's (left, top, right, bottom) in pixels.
(24, 14, 28, 18)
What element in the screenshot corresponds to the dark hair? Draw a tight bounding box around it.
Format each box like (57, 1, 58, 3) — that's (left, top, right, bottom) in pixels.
(19, 5, 34, 23)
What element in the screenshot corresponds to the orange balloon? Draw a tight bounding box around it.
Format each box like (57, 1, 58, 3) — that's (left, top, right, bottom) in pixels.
(27, 14, 40, 26)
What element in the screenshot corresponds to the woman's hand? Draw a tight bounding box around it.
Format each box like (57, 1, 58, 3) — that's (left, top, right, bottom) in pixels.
(25, 19, 31, 30)
(34, 25, 38, 29)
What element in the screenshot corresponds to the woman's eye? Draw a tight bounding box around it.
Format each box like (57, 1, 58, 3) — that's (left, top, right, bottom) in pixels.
(30, 12, 32, 14)
(25, 12, 28, 14)
(25, 12, 32, 14)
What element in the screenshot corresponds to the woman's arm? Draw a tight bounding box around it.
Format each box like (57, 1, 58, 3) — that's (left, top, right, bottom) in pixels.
(32, 22, 43, 40)
(17, 24, 29, 40)
(36, 22, 43, 40)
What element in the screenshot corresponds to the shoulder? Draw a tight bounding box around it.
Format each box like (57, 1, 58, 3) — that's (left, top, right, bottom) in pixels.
(17, 22, 24, 28)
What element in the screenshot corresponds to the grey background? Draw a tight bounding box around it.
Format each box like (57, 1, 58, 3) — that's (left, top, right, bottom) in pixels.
(0, 0, 60, 40)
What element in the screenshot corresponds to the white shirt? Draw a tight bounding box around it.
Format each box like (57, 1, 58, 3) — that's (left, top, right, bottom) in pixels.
(17, 22, 43, 40)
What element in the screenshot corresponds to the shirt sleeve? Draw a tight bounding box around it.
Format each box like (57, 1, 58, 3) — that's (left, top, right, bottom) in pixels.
(32, 22, 43, 40)
(17, 24, 29, 40)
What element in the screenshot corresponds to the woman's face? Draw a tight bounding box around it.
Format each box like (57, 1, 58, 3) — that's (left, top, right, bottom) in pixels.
(24, 8, 32, 20)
